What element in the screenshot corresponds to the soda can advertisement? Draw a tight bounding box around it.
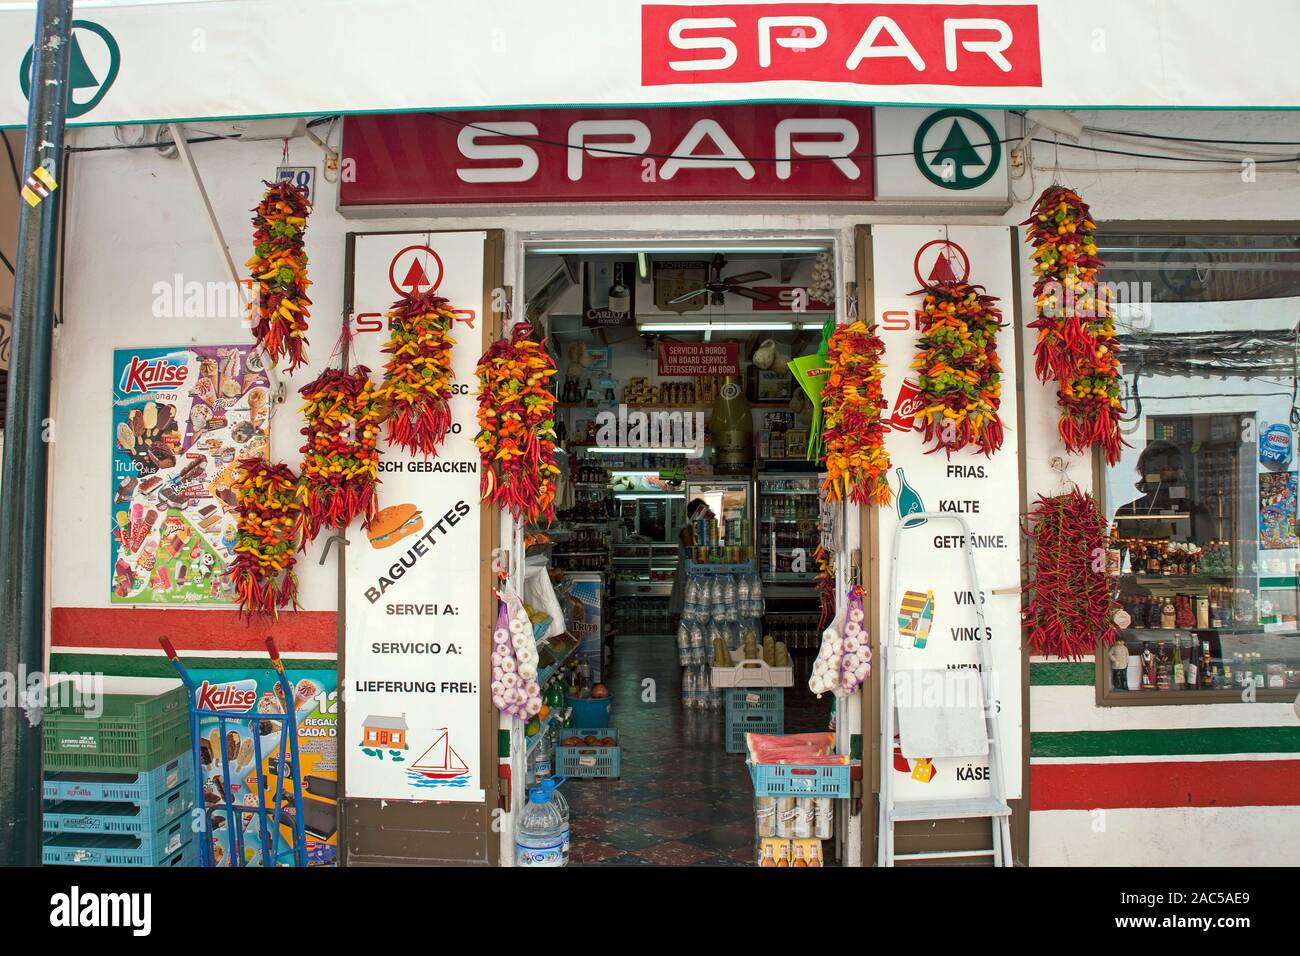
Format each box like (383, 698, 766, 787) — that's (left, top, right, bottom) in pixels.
(1259, 422, 1293, 469)
(888, 378, 925, 432)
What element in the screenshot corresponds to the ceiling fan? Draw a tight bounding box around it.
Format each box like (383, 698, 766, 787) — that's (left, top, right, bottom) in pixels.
(667, 253, 775, 306)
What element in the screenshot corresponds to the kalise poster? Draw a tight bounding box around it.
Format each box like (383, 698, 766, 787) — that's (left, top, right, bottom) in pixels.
(109, 345, 271, 604)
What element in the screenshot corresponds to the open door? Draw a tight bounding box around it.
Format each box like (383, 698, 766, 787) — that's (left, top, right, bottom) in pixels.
(339, 229, 504, 865)
(856, 223, 1031, 866)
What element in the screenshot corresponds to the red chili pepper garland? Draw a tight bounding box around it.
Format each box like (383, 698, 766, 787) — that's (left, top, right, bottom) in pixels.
(820, 321, 892, 506)
(474, 323, 560, 526)
(1022, 488, 1117, 659)
(380, 292, 457, 458)
(227, 458, 302, 620)
(297, 366, 383, 545)
(910, 278, 1005, 457)
(1022, 186, 1126, 465)
(246, 181, 311, 373)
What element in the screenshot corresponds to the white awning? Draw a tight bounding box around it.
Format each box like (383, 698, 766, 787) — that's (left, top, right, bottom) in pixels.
(2, 0, 1299, 129)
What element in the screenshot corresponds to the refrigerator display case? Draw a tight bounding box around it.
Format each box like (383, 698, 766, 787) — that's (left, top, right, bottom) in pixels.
(757, 471, 821, 584)
(684, 478, 755, 572)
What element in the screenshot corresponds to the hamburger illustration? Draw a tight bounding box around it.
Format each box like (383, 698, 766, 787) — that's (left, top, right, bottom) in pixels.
(367, 503, 423, 549)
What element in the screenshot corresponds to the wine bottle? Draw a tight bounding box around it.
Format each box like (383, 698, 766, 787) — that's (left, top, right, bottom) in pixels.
(896, 468, 926, 528)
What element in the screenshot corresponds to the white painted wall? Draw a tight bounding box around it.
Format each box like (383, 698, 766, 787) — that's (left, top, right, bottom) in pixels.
(50, 109, 1300, 864)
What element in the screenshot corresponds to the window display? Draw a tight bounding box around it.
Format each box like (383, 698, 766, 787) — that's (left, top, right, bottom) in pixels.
(1100, 231, 1300, 702)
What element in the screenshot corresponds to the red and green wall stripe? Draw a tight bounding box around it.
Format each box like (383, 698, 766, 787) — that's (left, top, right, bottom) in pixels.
(1030, 662, 1300, 810)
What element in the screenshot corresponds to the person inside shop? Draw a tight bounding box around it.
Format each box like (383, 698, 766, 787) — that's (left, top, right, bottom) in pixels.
(670, 498, 713, 623)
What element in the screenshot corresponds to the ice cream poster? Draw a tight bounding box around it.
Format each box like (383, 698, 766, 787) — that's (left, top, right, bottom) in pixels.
(110, 345, 271, 604)
(1258, 471, 1298, 551)
(191, 667, 338, 867)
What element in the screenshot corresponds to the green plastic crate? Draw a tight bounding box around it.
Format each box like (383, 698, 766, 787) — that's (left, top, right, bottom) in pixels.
(43, 685, 191, 773)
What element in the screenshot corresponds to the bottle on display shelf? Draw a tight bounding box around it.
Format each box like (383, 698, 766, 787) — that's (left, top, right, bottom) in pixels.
(1155, 641, 1171, 690)
(1200, 641, 1215, 689)
(1171, 638, 1185, 689)
(1140, 642, 1155, 689)
(1183, 636, 1198, 689)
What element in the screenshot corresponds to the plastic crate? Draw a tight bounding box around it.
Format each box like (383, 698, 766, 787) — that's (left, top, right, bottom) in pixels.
(711, 651, 793, 688)
(44, 787, 194, 834)
(556, 728, 620, 779)
(566, 696, 611, 728)
(42, 824, 192, 867)
(43, 685, 190, 773)
(725, 689, 784, 754)
(43, 756, 191, 804)
(748, 761, 853, 798)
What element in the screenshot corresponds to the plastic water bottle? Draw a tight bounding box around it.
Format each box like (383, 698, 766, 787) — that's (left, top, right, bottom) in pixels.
(532, 727, 553, 782)
(515, 785, 566, 867)
(540, 778, 571, 865)
(682, 665, 696, 707)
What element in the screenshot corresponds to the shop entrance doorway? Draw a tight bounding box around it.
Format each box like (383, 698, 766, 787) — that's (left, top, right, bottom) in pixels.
(517, 237, 846, 866)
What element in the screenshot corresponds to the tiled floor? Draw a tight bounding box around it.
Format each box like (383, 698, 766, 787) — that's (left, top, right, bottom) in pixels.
(562, 632, 833, 866)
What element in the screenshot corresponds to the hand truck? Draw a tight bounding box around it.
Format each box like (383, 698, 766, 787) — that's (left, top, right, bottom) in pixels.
(161, 635, 309, 867)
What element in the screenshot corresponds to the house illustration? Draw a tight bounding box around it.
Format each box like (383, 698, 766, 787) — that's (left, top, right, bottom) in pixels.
(361, 714, 409, 749)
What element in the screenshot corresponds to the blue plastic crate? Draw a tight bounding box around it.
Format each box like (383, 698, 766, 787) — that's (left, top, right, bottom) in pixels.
(556, 728, 620, 779)
(725, 688, 784, 754)
(44, 787, 194, 835)
(748, 761, 853, 797)
(43, 756, 191, 804)
(42, 826, 193, 867)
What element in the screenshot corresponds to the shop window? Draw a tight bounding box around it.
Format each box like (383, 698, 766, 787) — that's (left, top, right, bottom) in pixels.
(1097, 228, 1300, 704)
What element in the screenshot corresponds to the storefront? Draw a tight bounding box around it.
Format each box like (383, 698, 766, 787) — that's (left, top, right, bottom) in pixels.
(3, 1, 1299, 869)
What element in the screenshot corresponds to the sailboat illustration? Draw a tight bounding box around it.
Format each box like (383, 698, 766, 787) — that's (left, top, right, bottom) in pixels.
(411, 729, 469, 780)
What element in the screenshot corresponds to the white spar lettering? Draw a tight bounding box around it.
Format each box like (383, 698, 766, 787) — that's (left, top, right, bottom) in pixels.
(668, 17, 738, 71)
(659, 119, 754, 180)
(665, 15, 1018, 75)
(944, 18, 1013, 72)
(567, 120, 651, 181)
(455, 122, 539, 183)
(758, 16, 827, 66)
(453, 116, 863, 184)
(774, 118, 860, 180)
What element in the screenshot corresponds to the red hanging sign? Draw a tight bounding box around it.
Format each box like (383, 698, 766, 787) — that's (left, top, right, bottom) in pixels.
(657, 341, 740, 376)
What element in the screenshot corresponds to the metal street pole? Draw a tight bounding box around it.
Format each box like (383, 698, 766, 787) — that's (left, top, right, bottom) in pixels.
(0, 0, 73, 867)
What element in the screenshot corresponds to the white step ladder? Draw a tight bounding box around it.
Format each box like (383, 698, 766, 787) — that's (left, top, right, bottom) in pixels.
(878, 512, 1013, 867)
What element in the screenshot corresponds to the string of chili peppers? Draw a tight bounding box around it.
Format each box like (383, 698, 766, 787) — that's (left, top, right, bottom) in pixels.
(379, 291, 457, 458)
(1022, 185, 1126, 465)
(819, 321, 893, 506)
(227, 458, 302, 619)
(909, 279, 1005, 457)
(246, 181, 311, 373)
(297, 366, 383, 545)
(474, 322, 560, 526)
(1022, 487, 1117, 659)
(814, 544, 836, 632)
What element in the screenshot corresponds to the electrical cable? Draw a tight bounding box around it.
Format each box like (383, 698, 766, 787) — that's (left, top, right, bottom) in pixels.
(2, 129, 19, 190)
(65, 115, 339, 154)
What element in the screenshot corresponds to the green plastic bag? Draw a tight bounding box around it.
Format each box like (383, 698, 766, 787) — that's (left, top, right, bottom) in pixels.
(786, 317, 838, 461)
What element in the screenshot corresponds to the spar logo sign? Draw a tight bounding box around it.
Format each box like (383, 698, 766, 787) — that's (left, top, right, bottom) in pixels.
(19, 20, 121, 119)
(640, 3, 1042, 88)
(196, 679, 258, 713)
(913, 109, 1001, 190)
(118, 355, 189, 394)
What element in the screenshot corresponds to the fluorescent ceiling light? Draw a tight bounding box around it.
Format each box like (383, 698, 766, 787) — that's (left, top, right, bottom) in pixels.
(614, 492, 686, 500)
(532, 246, 828, 255)
(610, 470, 662, 478)
(637, 252, 648, 280)
(587, 446, 699, 455)
(639, 320, 806, 332)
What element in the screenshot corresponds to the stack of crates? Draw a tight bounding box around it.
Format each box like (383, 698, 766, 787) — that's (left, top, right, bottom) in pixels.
(724, 687, 784, 754)
(42, 682, 195, 867)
